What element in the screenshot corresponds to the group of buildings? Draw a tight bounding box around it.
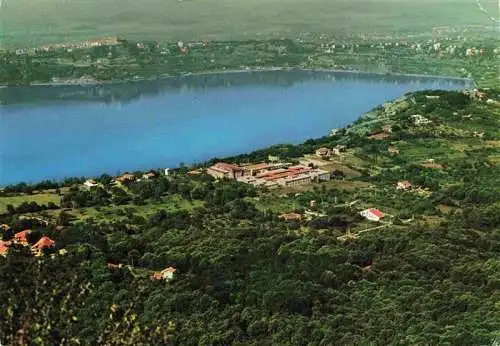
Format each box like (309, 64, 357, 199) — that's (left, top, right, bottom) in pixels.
(277, 180, 416, 225)
(83, 171, 159, 188)
(279, 207, 387, 223)
(14, 37, 120, 56)
(207, 161, 331, 188)
(149, 267, 177, 282)
(0, 225, 55, 257)
(463, 89, 489, 101)
(314, 144, 347, 158)
(202, 144, 348, 188)
(107, 262, 178, 283)
(318, 38, 496, 59)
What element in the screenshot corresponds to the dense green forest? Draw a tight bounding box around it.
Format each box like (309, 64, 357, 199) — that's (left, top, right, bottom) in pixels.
(1, 90, 499, 345)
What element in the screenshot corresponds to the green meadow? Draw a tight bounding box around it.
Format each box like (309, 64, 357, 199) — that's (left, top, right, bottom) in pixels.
(0, 193, 61, 213)
(1, 0, 497, 48)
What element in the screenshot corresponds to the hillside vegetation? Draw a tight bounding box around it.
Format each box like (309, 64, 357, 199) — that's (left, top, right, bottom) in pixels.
(1, 90, 499, 345)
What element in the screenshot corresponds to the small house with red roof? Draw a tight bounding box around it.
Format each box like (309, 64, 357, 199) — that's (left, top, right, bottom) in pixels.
(142, 171, 158, 180)
(14, 230, 31, 245)
(32, 236, 55, 253)
(150, 266, 177, 282)
(115, 173, 136, 183)
(360, 208, 385, 222)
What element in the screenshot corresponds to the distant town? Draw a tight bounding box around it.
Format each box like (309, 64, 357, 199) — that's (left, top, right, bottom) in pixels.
(1, 34, 498, 88)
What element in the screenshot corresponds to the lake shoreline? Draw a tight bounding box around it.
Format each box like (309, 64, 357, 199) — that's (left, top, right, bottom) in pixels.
(7, 67, 475, 88)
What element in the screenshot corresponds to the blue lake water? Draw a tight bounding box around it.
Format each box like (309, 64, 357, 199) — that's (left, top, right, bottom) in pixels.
(0, 70, 470, 185)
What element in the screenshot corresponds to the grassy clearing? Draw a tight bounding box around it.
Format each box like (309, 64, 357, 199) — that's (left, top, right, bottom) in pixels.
(72, 194, 204, 222)
(485, 140, 500, 148)
(446, 138, 489, 152)
(321, 162, 363, 178)
(1, 0, 497, 48)
(396, 139, 468, 161)
(487, 154, 500, 166)
(247, 195, 301, 214)
(282, 180, 374, 195)
(0, 193, 61, 213)
(437, 204, 461, 214)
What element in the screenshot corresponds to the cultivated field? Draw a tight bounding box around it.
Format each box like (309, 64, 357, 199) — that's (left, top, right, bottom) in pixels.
(1, 0, 497, 48)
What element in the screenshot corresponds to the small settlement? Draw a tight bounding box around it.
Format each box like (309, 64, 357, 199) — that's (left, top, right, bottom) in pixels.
(207, 161, 331, 188)
(150, 266, 177, 282)
(0, 229, 56, 257)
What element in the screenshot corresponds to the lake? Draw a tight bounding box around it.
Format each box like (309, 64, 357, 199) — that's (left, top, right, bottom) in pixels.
(0, 70, 471, 185)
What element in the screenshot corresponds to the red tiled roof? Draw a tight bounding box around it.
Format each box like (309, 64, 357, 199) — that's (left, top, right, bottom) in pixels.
(116, 173, 136, 182)
(14, 230, 31, 243)
(208, 166, 228, 174)
(288, 165, 310, 171)
(255, 166, 312, 181)
(211, 162, 242, 173)
(262, 172, 291, 181)
(32, 236, 55, 250)
(368, 208, 385, 218)
(243, 162, 270, 171)
(256, 168, 287, 178)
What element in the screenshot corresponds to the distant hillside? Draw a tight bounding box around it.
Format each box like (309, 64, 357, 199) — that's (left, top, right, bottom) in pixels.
(1, 0, 498, 48)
